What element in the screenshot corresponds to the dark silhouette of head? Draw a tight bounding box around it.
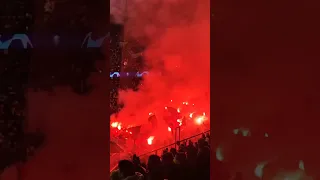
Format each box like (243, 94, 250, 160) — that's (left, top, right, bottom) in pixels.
(118, 160, 135, 178)
(162, 152, 174, 165)
(147, 155, 161, 171)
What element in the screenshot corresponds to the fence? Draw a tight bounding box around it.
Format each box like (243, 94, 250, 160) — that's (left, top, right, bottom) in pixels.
(110, 130, 210, 172)
(138, 130, 210, 159)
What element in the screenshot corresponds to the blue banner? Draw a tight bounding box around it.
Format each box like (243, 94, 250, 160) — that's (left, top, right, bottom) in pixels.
(0, 32, 109, 49)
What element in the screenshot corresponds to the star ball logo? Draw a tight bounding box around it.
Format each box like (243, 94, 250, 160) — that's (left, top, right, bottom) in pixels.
(0, 32, 110, 49)
(81, 32, 109, 48)
(0, 34, 33, 49)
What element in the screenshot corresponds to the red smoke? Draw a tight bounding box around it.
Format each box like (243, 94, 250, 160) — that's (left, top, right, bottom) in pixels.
(111, 0, 210, 147)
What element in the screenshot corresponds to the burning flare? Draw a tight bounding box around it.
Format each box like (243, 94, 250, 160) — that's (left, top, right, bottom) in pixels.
(147, 136, 155, 145)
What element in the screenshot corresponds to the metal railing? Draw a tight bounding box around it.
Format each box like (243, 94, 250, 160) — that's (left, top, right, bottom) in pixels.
(138, 130, 210, 159)
(110, 130, 210, 172)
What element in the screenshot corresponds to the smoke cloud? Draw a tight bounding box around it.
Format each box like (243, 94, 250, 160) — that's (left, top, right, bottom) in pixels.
(110, 0, 210, 140)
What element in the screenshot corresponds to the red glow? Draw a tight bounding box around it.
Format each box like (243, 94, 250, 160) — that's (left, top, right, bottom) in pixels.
(111, 100, 209, 146)
(111, 122, 119, 128)
(195, 116, 206, 125)
(147, 136, 154, 145)
(110, 0, 209, 155)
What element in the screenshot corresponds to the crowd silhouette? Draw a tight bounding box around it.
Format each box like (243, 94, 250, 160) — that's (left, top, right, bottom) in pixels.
(111, 133, 211, 180)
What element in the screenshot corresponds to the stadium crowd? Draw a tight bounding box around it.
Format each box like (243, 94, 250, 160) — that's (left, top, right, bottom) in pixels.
(111, 133, 211, 180)
(109, 17, 213, 180)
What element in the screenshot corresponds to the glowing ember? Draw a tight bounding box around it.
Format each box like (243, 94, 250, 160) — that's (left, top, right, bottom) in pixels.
(111, 122, 122, 130)
(147, 136, 155, 145)
(111, 122, 119, 128)
(182, 102, 189, 105)
(195, 116, 205, 125)
(110, 100, 209, 143)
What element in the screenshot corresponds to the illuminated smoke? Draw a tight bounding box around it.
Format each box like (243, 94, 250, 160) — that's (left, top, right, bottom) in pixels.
(111, 0, 210, 143)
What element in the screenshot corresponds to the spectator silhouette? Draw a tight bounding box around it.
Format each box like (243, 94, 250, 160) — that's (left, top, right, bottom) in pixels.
(132, 154, 146, 176)
(169, 148, 177, 157)
(196, 146, 210, 180)
(146, 155, 163, 180)
(111, 160, 144, 180)
(174, 152, 194, 180)
(162, 152, 180, 180)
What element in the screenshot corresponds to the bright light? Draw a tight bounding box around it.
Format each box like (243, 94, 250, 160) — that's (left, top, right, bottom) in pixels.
(149, 112, 153, 116)
(111, 122, 119, 128)
(110, 122, 122, 130)
(147, 136, 154, 145)
(177, 119, 182, 126)
(189, 113, 194, 118)
(195, 116, 205, 125)
(165, 106, 168, 110)
(111, 122, 122, 130)
(170, 100, 173, 102)
(177, 108, 181, 113)
(168, 127, 172, 132)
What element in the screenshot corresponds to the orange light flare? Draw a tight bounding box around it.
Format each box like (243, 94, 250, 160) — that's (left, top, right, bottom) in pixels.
(168, 127, 172, 132)
(194, 115, 207, 125)
(147, 136, 155, 145)
(111, 122, 122, 130)
(111, 122, 119, 128)
(182, 101, 189, 105)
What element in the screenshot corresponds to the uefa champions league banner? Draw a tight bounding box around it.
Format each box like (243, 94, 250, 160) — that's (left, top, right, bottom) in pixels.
(0, 33, 149, 78)
(0, 32, 109, 49)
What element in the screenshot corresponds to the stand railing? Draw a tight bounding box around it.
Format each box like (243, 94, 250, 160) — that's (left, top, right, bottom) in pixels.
(138, 130, 210, 158)
(110, 130, 210, 172)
